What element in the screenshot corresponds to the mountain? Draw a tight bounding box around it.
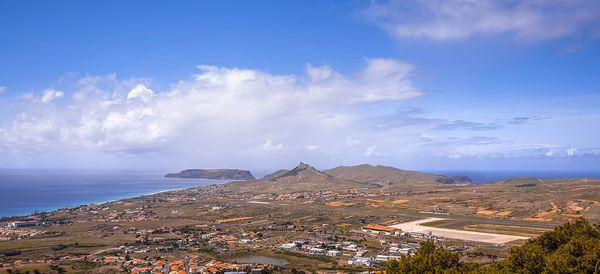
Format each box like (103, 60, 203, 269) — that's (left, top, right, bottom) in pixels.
(226, 162, 374, 193)
(261, 169, 290, 180)
(165, 169, 255, 180)
(324, 164, 464, 187)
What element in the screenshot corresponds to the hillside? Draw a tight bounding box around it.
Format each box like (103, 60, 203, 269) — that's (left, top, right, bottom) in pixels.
(165, 169, 255, 180)
(261, 169, 290, 180)
(226, 162, 375, 193)
(324, 164, 462, 187)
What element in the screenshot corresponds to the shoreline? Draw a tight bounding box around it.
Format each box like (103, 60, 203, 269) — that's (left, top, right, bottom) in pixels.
(0, 180, 228, 219)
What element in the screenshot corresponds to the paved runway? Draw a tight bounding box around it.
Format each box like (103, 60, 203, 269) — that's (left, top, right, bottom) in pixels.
(390, 217, 530, 244)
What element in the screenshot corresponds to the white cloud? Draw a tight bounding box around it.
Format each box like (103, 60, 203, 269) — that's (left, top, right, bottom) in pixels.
(1, 59, 598, 169)
(367, 0, 600, 41)
(431, 140, 597, 160)
(260, 139, 285, 151)
(365, 145, 385, 157)
(0, 59, 421, 160)
(304, 58, 422, 103)
(127, 84, 154, 103)
(0, 86, 6, 95)
(40, 89, 64, 103)
(448, 154, 463, 159)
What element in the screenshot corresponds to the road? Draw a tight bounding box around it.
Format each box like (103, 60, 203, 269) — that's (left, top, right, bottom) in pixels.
(92, 247, 120, 255)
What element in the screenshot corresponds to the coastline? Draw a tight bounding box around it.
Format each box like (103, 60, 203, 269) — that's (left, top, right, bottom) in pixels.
(0, 171, 230, 218)
(0, 186, 195, 219)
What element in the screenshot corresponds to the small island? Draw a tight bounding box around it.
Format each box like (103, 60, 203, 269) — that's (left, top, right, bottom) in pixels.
(165, 168, 256, 180)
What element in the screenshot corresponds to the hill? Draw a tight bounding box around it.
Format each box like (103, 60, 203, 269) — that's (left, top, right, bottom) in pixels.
(165, 169, 255, 180)
(225, 162, 375, 193)
(261, 169, 290, 180)
(324, 164, 463, 187)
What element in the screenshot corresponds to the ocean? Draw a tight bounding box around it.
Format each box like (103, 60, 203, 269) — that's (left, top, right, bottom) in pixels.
(0, 169, 228, 217)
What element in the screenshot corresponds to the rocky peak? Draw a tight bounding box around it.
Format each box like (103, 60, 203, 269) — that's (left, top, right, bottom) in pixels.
(295, 162, 318, 171)
(276, 162, 324, 178)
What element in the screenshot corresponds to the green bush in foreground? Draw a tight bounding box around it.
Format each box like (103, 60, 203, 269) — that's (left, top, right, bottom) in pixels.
(385, 218, 600, 274)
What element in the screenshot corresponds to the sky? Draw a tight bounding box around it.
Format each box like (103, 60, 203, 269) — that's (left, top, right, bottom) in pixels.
(0, 0, 599, 172)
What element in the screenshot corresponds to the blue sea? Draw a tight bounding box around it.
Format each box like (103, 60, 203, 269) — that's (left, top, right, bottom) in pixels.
(0, 169, 228, 217)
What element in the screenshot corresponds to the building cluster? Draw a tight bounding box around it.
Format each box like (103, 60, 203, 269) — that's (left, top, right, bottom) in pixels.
(4, 220, 49, 228)
(278, 233, 422, 268)
(0, 227, 48, 241)
(251, 190, 391, 202)
(0, 254, 273, 274)
(280, 238, 366, 259)
(359, 222, 457, 243)
(107, 208, 159, 222)
(25, 202, 160, 224)
(125, 257, 272, 274)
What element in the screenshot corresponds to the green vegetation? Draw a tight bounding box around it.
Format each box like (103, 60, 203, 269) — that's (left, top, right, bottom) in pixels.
(276, 250, 336, 264)
(385, 218, 600, 273)
(385, 241, 477, 274)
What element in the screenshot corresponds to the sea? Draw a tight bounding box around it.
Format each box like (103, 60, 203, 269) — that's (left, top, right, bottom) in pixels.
(0, 169, 599, 218)
(0, 169, 228, 218)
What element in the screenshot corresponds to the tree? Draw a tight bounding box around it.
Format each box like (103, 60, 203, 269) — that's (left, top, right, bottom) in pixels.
(385, 241, 473, 274)
(499, 218, 600, 274)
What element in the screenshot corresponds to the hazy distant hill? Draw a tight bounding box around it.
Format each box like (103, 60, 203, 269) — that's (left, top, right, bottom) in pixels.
(324, 164, 463, 186)
(261, 169, 290, 180)
(226, 162, 374, 193)
(165, 169, 255, 180)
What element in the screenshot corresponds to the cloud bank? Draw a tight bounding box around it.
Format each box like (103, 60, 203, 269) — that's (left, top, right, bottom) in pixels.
(0, 59, 422, 167)
(367, 0, 600, 41)
(0, 58, 597, 169)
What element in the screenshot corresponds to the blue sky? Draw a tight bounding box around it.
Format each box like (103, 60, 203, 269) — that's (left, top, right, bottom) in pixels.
(1, 0, 599, 171)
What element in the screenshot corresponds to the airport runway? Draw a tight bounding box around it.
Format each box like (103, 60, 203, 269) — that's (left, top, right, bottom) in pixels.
(390, 217, 530, 244)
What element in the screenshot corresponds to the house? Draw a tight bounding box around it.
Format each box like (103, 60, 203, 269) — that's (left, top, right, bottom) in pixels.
(294, 239, 309, 246)
(348, 257, 378, 267)
(342, 243, 358, 251)
(327, 250, 342, 256)
(7, 221, 44, 228)
(200, 232, 218, 239)
(280, 243, 296, 249)
(309, 247, 326, 254)
(375, 255, 402, 262)
(362, 224, 400, 236)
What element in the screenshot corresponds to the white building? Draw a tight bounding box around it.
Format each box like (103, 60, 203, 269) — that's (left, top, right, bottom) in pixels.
(280, 243, 296, 249)
(309, 247, 326, 254)
(327, 250, 342, 256)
